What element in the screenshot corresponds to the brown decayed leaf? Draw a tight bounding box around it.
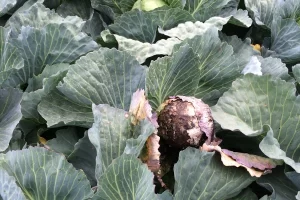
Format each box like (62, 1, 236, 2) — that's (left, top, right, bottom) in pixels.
(145, 133, 161, 173)
(202, 143, 279, 177)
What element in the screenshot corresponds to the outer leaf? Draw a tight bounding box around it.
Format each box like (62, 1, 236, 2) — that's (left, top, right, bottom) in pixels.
(88, 104, 131, 180)
(149, 7, 195, 30)
(174, 147, 255, 200)
(184, 0, 230, 21)
(242, 56, 262, 76)
(245, 0, 300, 28)
(21, 67, 68, 123)
(26, 63, 69, 92)
(68, 132, 97, 187)
(146, 44, 201, 109)
(92, 154, 157, 200)
(58, 48, 146, 110)
(0, 0, 16, 16)
(0, 27, 24, 87)
(158, 191, 173, 200)
(109, 9, 157, 43)
(10, 23, 98, 86)
(7, 2, 85, 33)
(257, 167, 298, 200)
(5, 129, 26, 152)
(280, 0, 300, 23)
(56, 0, 106, 40)
(165, 0, 186, 8)
(109, 8, 195, 43)
(179, 28, 244, 102)
(8, 0, 43, 16)
(56, 0, 93, 20)
(241, 56, 293, 81)
(158, 18, 229, 40)
(227, 9, 253, 28)
(0, 88, 22, 152)
(39, 48, 146, 128)
(259, 126, 300, 172)
(219, 34, 258, 69)
(83, 11, 107, 40)
(293, 64, 300, 83)
(38, 89, 94, 128)
(91, 0, 136, 17)
(228, 188, 258, 200)
(114, 34, 181, 64)
(270, 17, 300, 64)
(1, 147, 93, 200)
(285, 170, 300, 190)
(124, 119, 156, 156)
(46, 127, 80, 156)
(211, 75, 300, 171)
(0, 168, 26, 200)
(259, 57, 292, 81)
(244, 0, 280, 28)
(89, 104, 156, 183)
(0, 0, 27, 16)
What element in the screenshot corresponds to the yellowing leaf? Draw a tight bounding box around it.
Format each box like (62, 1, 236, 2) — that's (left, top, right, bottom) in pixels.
(39, 136, 47, 145)
(251, 44, 261, 52)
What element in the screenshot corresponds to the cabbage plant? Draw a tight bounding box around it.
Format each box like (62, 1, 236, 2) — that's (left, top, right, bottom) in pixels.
(0, 0, 300, 199)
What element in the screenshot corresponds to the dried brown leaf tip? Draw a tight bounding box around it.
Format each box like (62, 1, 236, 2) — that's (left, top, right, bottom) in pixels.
(130, 89, 161, 173)
(202, 143, 279, 177)
(129, 89, 158, 127)
(157, 96, 217, 149)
